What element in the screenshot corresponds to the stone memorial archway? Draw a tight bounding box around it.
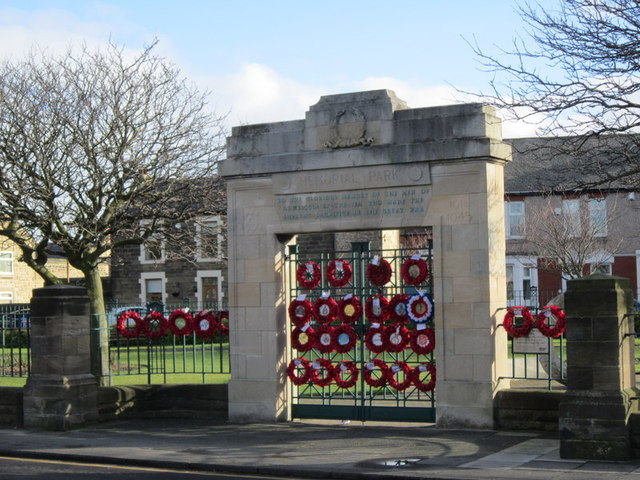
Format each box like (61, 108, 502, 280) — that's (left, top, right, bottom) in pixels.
(220, 90, 511, 428)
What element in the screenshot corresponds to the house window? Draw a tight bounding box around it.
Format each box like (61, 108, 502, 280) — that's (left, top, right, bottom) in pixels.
(0, 292, 13, 304)
(505, 201, 525, 238)
(506, 264, 514, 301)
(562, 199, 581, 237)
(195, 270, 224, 309)
(591, 263, 612, 275)
(589, 197, 607, 237)
(197, 217, 222, 261)
(140, 233, 164, 263)
(140, 273, 166, 305)
(0, 252, 13, 275)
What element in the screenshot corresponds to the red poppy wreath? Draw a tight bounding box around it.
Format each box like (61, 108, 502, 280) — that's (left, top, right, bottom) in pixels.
(363, 358, 390, 388)
(365, 294, 389, 325)
(326, 259, 352, 288)
(287, 357, 312, 385)
(411, 362, 436, 392)
(388, 361, 413, 391)
(291, 325, 315, 352)
(310, 358, 335, 387)
(536, 305, 566, 338)
(388, 294, 410, 324)
(167, 309, 194, 337)
(382, 325, 410, 353)
(337, 294, 362, 324)
(409, 326, 435, 355)
(313, 294, 338, 324)
(502, 306, 534, 338)
(288, 296, 314, 327)
(401, 255, 429, 286)
(334, 360, 359, 389)
(296, 261, 321, 290)
(366, 256, 392, 287)
(332, 323, 358, 353)
(313, 324, 335, 353)
(364, 325, 386, 354)
(217, 310, 230, 336)
(141, 311, 168, 339)
(192, 310, 218, 339)
(117, 310, 143, 338)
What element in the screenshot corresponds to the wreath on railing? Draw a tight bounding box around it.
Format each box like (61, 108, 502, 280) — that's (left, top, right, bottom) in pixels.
(411, 362, 436, 392)
(366, 256, 392, 287)
(287, 357, 312, 385)
(337, 294, 362, 324)
(326, 259, 352, 288)
(310, 358, 335, 387)
(296, 261, 321, 290)
(332, 323, 358, 353)
(291, 325, 315, 352)
(536, 305, 566, 338)
(364, 325, 386, 354)
(141, 311, 168, 339)
(388, 294, 410, 324)
(401, 255, 429, 286)
(116, 310, 143, 338)
(502, 306, 534, 338)
(409, 326, 435, 355)
(406, 292, 435, 325)
(192, 311, 218, 339)
(334, 361, 359, 389)
(288, 296, 314, 327)
(363, 359, 390, 388)
(167, 309, 194, 337)
(365, 294, 389, 325)
(313, 324, 335, 353)
(313, 294, 338, 324)
(217, 311, 230, 336)
(382, 325, 409, 353)
(388, 361, 413, 391)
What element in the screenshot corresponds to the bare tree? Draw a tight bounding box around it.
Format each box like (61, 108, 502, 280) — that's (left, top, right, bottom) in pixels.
(519, 195, 622, 279)
(471, 0, 640, 189)
(0, 41, 226, 377)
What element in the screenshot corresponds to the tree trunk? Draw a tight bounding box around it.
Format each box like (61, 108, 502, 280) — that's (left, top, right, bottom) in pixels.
(85, 265, 110, 385)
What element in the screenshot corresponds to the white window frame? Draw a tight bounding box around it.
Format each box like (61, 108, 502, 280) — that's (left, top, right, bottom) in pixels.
(562, 198, 581, 237)
(589, 196, 607, 237)
(0, 251, 13, 275)
(194, 270, 224, 306)
(505, 201, 525, 239)
(505, 256, 539, 307)
(0, 292, 13, 303)
(196, 216, 223, 261)
(138, 221, 165, 265)
(139, 272, 167, 305)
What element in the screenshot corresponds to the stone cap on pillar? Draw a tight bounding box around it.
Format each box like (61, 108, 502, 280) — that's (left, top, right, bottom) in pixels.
(32, 285, 88, 298)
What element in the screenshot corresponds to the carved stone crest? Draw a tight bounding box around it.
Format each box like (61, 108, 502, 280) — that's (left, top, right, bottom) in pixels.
(324, 107, 374, 149)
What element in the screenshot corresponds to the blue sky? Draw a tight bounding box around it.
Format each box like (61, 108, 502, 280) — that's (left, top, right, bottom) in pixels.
(0, 0, 542, 136)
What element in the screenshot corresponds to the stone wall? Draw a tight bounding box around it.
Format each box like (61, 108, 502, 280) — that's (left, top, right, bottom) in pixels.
(494, 389, 563, 432)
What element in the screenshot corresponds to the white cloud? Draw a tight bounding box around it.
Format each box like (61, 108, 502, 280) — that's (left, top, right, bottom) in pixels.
(198, 63, 325, 127)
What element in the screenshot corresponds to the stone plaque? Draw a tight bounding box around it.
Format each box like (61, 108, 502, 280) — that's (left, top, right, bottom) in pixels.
(512, 328, 550, 354)
(275, 186, 431, 224)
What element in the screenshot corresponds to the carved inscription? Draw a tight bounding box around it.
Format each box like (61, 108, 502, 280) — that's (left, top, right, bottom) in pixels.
(276, 187, 430, 223)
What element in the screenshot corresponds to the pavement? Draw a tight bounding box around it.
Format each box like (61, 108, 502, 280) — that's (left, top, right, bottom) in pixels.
(0, 418, 639, 480)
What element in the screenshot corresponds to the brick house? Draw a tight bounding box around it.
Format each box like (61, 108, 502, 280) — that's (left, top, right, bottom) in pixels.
(504, 136, 640, 306)
(0, 240, 110, 304)
(109, 178, 227, 310)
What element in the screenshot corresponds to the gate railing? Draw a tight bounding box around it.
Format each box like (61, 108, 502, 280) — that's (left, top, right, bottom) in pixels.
(0, 302, 230, 385)
(287, 246, 436, 422)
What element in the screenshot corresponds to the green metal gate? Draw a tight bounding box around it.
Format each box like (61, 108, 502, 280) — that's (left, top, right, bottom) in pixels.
(286, 244, 436, 422)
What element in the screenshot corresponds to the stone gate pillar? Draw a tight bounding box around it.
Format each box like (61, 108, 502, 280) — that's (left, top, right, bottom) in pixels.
(221, 90, 512, 427)
(560, 275, 637, 460)
(23, 285, 98, 430)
